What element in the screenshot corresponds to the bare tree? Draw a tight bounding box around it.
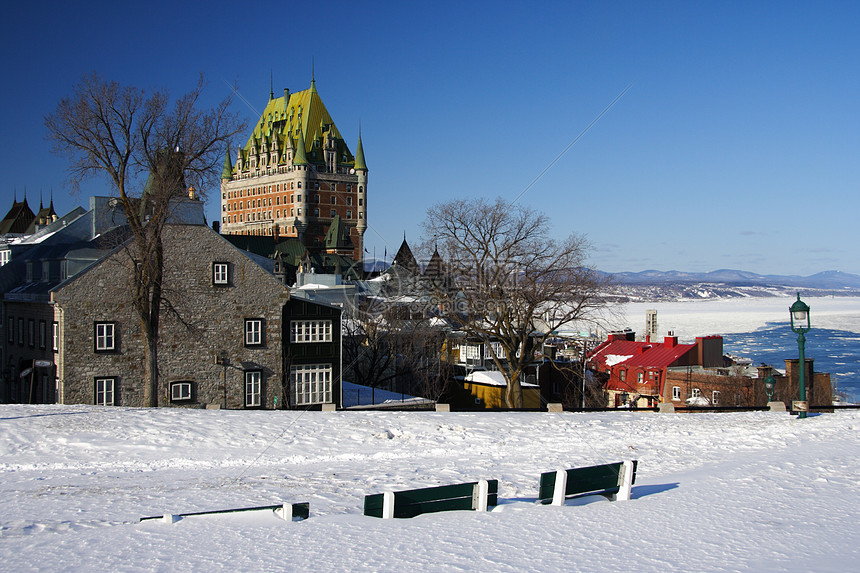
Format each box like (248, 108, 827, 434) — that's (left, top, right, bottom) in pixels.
(421, 197, 610, 408)
(45, 73, 245, 406)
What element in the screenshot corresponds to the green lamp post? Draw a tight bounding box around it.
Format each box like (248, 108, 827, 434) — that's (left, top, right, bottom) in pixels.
(764, 374, 775, 402)
(789, 294, 811, 418)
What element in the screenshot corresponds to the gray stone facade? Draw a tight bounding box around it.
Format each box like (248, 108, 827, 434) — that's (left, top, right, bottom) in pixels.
(51, 223, 289, 408)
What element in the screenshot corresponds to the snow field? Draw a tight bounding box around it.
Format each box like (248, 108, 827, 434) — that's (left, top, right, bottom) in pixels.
(1, 405, 858, 572)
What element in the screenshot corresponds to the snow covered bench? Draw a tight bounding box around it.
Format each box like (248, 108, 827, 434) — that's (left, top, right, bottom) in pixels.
(538, 461, 637, 505)
(364, 480, 498, 519)
(140, 502, 310, 523)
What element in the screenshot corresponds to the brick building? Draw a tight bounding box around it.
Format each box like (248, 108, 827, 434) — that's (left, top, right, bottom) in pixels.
(220, 79, 367, 262)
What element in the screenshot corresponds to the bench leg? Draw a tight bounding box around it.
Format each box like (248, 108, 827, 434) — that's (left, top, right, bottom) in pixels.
(612, 460, 634, 502)
(382, 491, 395, 519)
(551, 469, 568, 506)
(473, 480, 489, 512)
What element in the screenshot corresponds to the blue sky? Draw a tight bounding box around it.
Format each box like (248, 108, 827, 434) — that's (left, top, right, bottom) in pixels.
(2, 1, 858, 275)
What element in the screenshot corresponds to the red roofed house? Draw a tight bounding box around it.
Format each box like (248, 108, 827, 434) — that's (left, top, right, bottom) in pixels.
(587, 332, 724, 407)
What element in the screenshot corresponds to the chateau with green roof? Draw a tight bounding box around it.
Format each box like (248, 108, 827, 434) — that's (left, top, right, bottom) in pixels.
(220, 79, 367, 262)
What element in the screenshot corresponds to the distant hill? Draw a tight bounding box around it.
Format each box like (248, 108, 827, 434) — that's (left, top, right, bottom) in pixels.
(611, 269, 860, 290)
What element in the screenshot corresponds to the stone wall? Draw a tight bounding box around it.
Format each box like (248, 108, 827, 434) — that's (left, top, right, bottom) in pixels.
(52, 224, 289, 408)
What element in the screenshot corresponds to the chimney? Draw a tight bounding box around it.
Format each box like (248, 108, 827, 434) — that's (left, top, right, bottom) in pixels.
(664, 332, 678, 348)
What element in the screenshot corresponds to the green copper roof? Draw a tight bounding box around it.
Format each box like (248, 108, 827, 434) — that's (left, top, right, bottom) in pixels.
(235, 81, 358, 173)
(221, 148, 233, 180)
(293, 128, 308, 166)
(353, 133, 367, 171)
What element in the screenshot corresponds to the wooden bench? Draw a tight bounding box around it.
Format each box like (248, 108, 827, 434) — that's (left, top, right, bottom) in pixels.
(364, 480, 498, 519)
(538, 461, 637, 505)
(140, 502, 310, 523)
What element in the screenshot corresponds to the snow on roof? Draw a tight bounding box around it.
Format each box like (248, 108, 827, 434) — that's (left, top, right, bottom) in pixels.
(464, 370, 538, 387)
(605, 354, 633, 367)
(297, 283, 330, 290)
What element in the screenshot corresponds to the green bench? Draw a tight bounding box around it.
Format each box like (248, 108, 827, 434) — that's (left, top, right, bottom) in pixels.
(364, 480, 498, 519)
(140, 502, 310, 523)
(538, 460, 637, 505)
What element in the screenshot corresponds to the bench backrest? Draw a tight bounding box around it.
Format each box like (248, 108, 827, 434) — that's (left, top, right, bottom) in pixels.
(364, 480, 498, 518)
(539, 461, 637, 504)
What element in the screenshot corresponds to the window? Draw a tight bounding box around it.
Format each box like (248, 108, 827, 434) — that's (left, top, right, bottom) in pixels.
(712, 391, 720, 405)
(28, 320, 35, 348)
(95, 377, 116, 406)
(0, 249, 9, 266)
(245, 370, 262, 407)
(7, 317, 13, 343)
(619, 369, 626, 382)
(330, 209, 336, 218)
(346, 197, 352, 206)
(313, 208, 320, 217)
(637, 372, 643, 384)
(672, 386, 681, 401)
(290, 320, 332, 343)
(358, 198, 363, 206)
(292, 364, 332, 405)
(53, 322, 58, 351)
(331, 196, 336, 204)
(39, 320, 46, 350)
(245, 319, 263, 346)
(691, 388, 701, 398)
(213, 262, 229, 285)
(346, 210, 352, 219)
(171, 381, 193, 402)
(95, 322, 117, 352)
(18, 318, 23, 346)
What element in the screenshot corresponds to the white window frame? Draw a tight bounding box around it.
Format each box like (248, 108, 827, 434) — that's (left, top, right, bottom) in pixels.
(290, 320, 332, 343)
(692, 388, 701, 398)
(245, 370, 262, 407)
(292, 363, 332, 405)
(712, 390, 720, 405)
(213, 262, 229, 285)
(95, 377, 116, 406)
(95, 322, 116, 352)
(171, 381, 193, 402)
(245, 319, 263, 346)
(672, 386, 681, 401)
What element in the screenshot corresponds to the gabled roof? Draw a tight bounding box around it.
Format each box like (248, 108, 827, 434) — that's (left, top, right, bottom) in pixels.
(589, 338, 696, 371)
(236, 81, 355, 171)
(0, 198, 35, 235)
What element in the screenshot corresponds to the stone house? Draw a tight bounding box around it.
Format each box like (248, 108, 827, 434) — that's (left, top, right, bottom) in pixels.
(51, 218, 291, 408)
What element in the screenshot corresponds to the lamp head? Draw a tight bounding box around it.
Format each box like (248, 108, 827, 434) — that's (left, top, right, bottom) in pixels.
(790, 293, 810, 331)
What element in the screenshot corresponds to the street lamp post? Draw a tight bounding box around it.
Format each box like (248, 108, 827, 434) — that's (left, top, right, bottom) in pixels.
(789, 294, 811, 419)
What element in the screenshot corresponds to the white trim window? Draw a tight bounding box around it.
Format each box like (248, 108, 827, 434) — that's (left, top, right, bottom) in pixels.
(672, 386, 681, 401)
(245, 370, 262, 407)
(171, 381, 193, 402)
(245, 319, 263, 346)
(292, 364, 332, 405)
(213, 262, 229, 285)
(290, 320, 332, 343)
(712, 390, 721, 405)
(95, 377, 116, 405)
(95, 322, 116, 352)
(691, 388, 701, 398)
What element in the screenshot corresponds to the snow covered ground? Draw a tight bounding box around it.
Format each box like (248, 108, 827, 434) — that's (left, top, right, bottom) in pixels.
(2, 405, 858, 572)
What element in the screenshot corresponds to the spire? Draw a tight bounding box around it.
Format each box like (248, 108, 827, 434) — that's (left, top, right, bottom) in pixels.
(269, 70, 274, 100)
(293, 128, 308, 166)
(221, 148, 233, 180)
(353, 126, 368, 171)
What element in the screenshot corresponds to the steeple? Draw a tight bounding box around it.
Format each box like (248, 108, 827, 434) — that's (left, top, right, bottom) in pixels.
(353, 128, 367, 171)
(221, 148, 233, 180)
(293, 128, 308, 166)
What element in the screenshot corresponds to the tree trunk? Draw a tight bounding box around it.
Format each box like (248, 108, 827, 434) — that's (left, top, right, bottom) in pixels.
(505, 373, 524, 409)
